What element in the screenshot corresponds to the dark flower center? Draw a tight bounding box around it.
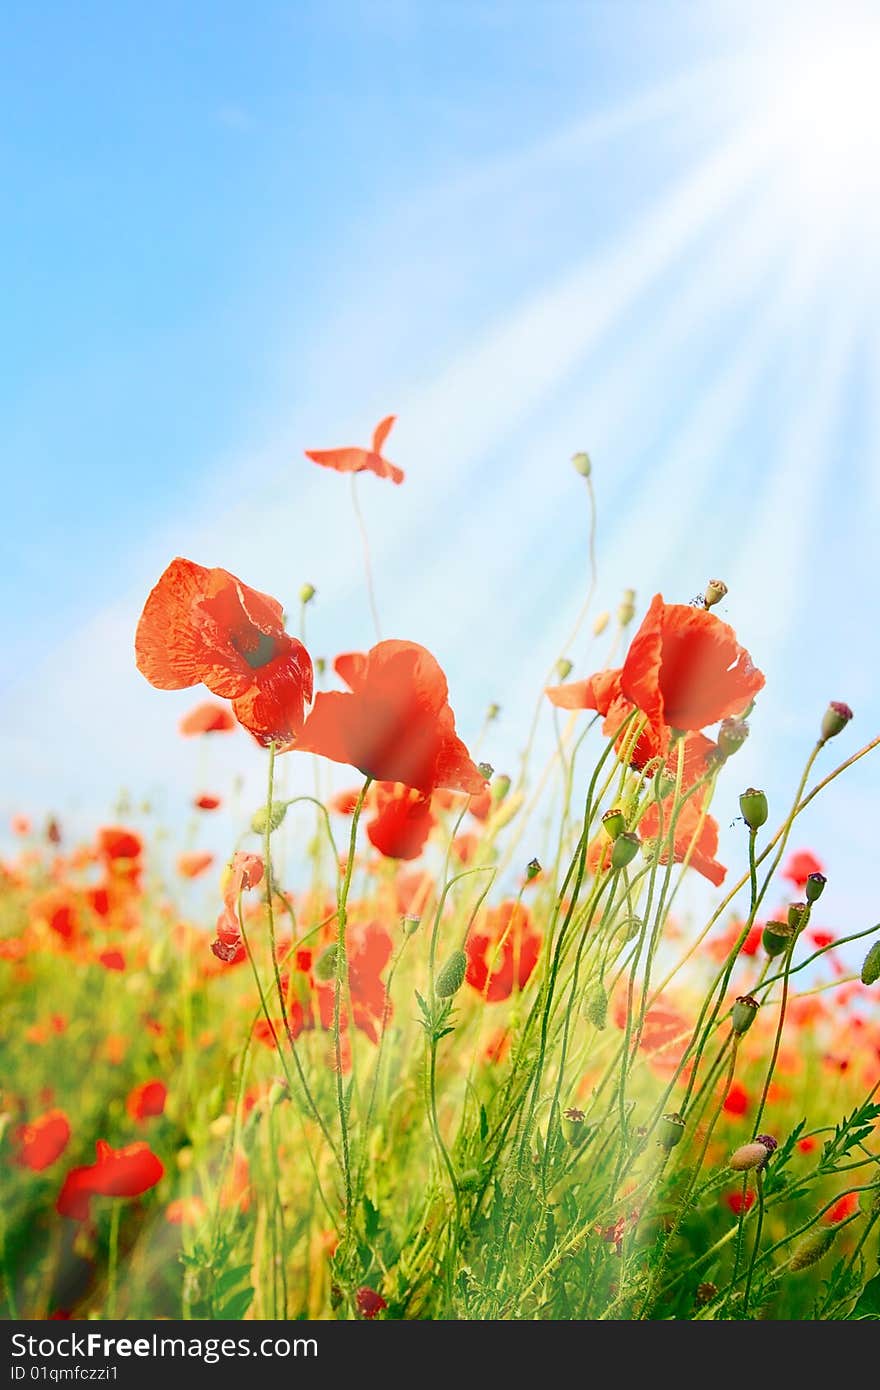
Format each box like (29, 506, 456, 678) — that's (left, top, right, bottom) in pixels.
(231, 625, 280, 670)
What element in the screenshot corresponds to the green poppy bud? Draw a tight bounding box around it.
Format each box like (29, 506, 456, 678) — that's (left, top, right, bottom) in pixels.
(486, 702, 501, 722)
(555, 658, 573, 682)
(491, 774, 511, 804)
(585, 983, 608, 1029)
(611, 832, 640, 870)
(617, 589, 636, 627)
(789, 1226, 838, 1271)
(602, 808, 626, 840)
(820, 702, 853, 743)
(740, 788, 768, 831)
(251, 801, 288, 835)
(436, 949, 467, 998)
(299, 582, 316, 604)
(571, 451, 592, 477)
(860, 939, 880, 986)
(658, 1113, 686, 1150)
(731, 994, 759, 1035)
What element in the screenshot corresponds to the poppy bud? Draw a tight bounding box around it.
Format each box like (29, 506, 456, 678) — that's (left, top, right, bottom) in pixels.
(209, 1114, 232, 1139)
(251, 802, 287, 835)
(526, 857, 542, 881)
(805, 872, 826, 904)
(401, 914, 421, 936)
(739, 788, 768, 831)
(268, 1077, 289, 1109)
(554, 657, 573, 682)
(618, 589, 636, 627)
(314, 946, 338, 982)
(618, 914, 642, 943)
(489, 791, 524, 831)
(593, 611, 610, 636)
(731, 994, 759, 1035)
(491, 774, 511, 804)
(299, 582, 316, 605)
(585, 983, 608, 1029)
(820, 702, 853, 743)
(789, 1226, 837, 1271)
(729, 1137, 775, 1171)
(436, 949, 467, 998)
(478, 762, 494, 781)
(176, 1146, 194, 1172)
(562, 1107, 588, 1147)
(611, 832, 640, 870)
(788, 902, 809, 930)
(487, 702, 501, 722)
(658, 1113, 686, 1150)
(704, 579, 728, 609)
(860, 939, 880, 986)
(602, 808, 626, 840)
(315, 656, 326, 677)
(718, 718, 749, 758)
(571, 451, 592, 478)
(762, 921, 795, 958)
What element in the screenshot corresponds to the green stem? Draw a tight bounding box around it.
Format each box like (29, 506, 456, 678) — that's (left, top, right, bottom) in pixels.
(107, 1203, 121, 1318)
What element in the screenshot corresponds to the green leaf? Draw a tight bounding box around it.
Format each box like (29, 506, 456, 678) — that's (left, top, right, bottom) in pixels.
(220, 1286, 255, 1320)
(851, 1273, 880, 1319)
(214, 1262, 253, 1298)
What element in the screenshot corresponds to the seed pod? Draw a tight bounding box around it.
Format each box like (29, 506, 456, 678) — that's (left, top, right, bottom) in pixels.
(694, 1282, 718, 1307)
(525, 857, 542, 882)
(611, 832, 640, 870)
(805, 872, 827, 904)
(436, 949, 467, 998)
(731, 994, 759, 1035)
(658, 1113, 686, 1150)
(593, 611, 610, 636)
(762, 921, 795, 958)
(562, 1107, 588, 1147)
(602, 808, 626, 840)
(401, 914, 421, 936)
(477, 762, 494, 781)
(704, 579, 728, 609)
(789, 1225, 838, 1271)
(860, 939, 880, 986)
(585, 984, 608, 1029)
(617, 589, 636, 627)
(251, 801, 288, 835)
(820, 701, 853, 743)
(314, 946, 338, 982)
(739, 788, 768, 831)
(788, 901, 809, 930)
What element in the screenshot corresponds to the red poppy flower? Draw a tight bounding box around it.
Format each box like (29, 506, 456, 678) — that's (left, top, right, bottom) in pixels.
(810, 929, 835, 948)
(296, 641, 485, 796)
(14, 1110, 71, 1171)
(126, 1080, 168, 1122)
(194, 793, 222, 811)
(97, 827, 143, 863)
(136, 558, 314, 746)
(723, 1082, 749, 1116)
(165, 1196, 207, 1226)
(57, 1141, 164, 1221)
(638, 792, 727, 886)
(305, 415, 403, 485)
(179, 701, 237, 736)
(330, 788, 363, 816)
(367, 783, 436, 860)
(211, 852, 264, 962)
(783, 849, 825, 889)
(726, 1189, 755, 1215)
(177, 851, 215, 879)
(823, 1191, 859, 1225)
(546, 668, 664, 767)
(97, 950, 125, 972)
(465, 901, 542, 1002)
(356, 1287, 388, 1318)
(620, 594, 764, 746)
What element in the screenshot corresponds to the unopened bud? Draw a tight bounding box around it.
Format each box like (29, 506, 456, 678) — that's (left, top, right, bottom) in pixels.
(593, 611, 610, 636)
(268, 1077, 289, 1109)
(762, 921, 795, 958)
(315, 656, 326, 677)
(571, 451, 592, 478)
(555, 657, 573, 682)
(299, 582, 316, 605)
(859, 938, 880, 986)
(729, 1137, 775, 1171)
(611, 832, 640, 870)
(618, 589, 636, 627)
(704, 579, 728, 609)
(251, 802, 288, 835)
(526, 858, 542, 882)
(486, 702, 501, 722)
(731, 994, 759, 1035)
(820, 702, 853, 743)
(314, 946, 338, 982)
(585, 984, 608, 1029)
(491, 774, 511, 803)
(658, 1112, 686, 1150)
(602, 808, 626, 840)
(739, 788, 768, 831)
(436, 949, 467, 998)
(718, 718, 749, 758)
(789, 1225, 837, 1271)
(805, 872, 827, 904)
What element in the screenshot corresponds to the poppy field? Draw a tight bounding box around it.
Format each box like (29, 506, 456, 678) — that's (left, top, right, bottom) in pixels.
(2, 439, 879, 1324)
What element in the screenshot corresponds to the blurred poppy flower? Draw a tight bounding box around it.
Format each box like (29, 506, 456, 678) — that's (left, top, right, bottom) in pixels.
(356, 1286, 388, 1318)
(97, 827, 143, 863)
(165, 1196, 207, 1226)
(57, 1141, 164, 1222)
(367, 783, 436, 860)
(823, 1191, 859, 1224)
(726, 1189, 755, 1214)
(783, 850, 825, 889)
(179, 701, 237, 736)
(14, 1110, 71, 1171)
(723, 1082, 749, 1116)
(465, 901, 542, 1002)
(296, 641, 485, 796)
(638, 791, 727, 886)
(306, 415, 403, 485)
(177, 851, 215, 879)
(97, 950, 125, 972)
(136, 558, 313, 746)
(194, 793, 222, 811)
(126, 1080, 168, 1122)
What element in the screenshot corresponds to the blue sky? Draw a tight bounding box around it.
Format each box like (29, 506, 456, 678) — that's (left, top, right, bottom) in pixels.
(2, 1, 879, 941)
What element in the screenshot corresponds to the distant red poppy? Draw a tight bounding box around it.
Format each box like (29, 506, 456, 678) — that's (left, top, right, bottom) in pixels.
(809, 929, 835, 948)
(165, 1196, 207, 1226)
(621, 594, 764, 747)
(97, 950, 126, 972)
(177, 851, 215, 879)
(179, 701, 237, 736)
(367, 783, 436, 860)
(194, 793, 222, 811)
(97, 827, 143, 863)
(797, 1136, 818, 1153)
(14, 1110, 71, 1171)
(11, 814, 31, 835)
(465, 902, 542, 1002)
(211, 852, 264, 962)
(330, 788, 363, 816)
(356, 1287, 388, 1318)
(723, 1082, 749, 1116)
(57, 1141, 164, 1222)
(296, 641, 485, 796)
(126, 1080, 168, 1122)
(136, 558, 313, 746)
(726, 1189, 755, 1215)
(638, 792, 727, 886)
(783, 850, 825, 889)
(823, 1191, 859, 1225)
(305, 415, 403, 485)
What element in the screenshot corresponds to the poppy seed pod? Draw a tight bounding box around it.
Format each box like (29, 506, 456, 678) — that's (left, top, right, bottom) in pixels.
(762, 921, 795, 958)
(478, 762, 494, 781)
(436, 949, 467, 998)
(658, 1113, 686, 1150)
(860, 939, 880, 986)
(718, 717, 749, 758)
(731, 994, 759, 1035)
(602, 808, 626, 840)
(401, 914, 421, 935)
(571, 451, 592, 478)
(789, 1226, 837, 1271)
(820, 701, 853, 743)
(704, 579, 728, 609)
(805, 872, 827, 904)
(593, 611, 610, 636)
(788, 902, 809, 930)
(562, 1107, 588, 1147)
(526, 857, 542, 881)
(739, 788, 768, 831)
(611, 832, 640, 870)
